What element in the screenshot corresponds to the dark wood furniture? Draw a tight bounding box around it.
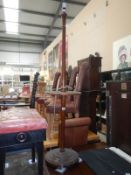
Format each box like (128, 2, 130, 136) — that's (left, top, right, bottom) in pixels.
(0, 108, 47, 175)
(95, 67, 131, 135)
(106, 81, 131, 156)
(77, 55, 101, 133)
(101, 67, 131, 83)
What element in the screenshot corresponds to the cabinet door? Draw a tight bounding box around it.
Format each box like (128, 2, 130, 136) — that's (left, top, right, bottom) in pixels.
(107, 82, 131, 155)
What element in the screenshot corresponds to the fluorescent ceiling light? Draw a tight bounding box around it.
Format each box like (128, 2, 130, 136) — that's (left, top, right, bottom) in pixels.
(4, 9, 18, 22)
(3, 0, 19, 34)
(3, 0, 19, 9)
(5, 22, 18, 34)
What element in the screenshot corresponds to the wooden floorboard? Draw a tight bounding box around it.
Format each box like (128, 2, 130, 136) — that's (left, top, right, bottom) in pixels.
(44, 130, 100, 149)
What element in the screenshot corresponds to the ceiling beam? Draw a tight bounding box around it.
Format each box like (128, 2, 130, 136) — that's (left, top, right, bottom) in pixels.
(43, 1, 63, 48)
(0, 37, 46, 45)
(0, 36, 44, 43)
(0, 49, 41, 54)
(53, 0, 87, 6)
(0, 37, 51, 48)
(5, 63, 40, 68)
(0, 20, 61, 30)
(0, 6, 74, 20)
(0, 31, 56, 39)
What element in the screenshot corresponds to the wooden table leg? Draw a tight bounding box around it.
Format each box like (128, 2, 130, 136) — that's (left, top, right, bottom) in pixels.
(31, 144, 36, 163)
(36, 142, 44, 175)
(0, 148, 6, 175)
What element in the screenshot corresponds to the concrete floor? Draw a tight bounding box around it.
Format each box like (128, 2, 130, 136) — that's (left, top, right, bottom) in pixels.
(4, 149, 49, 175)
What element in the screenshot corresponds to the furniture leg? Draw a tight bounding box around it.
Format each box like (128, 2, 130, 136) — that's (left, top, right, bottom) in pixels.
(32, 144, 36, 163)
(36, 142, 44, 175)
(46, 113, 53, 140)
(0, 148, 6, 175)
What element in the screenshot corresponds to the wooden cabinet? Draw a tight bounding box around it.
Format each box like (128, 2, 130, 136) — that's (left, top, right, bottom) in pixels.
(96, 89, 107, 135)
(96, 68, 131, 136)
(106, 81, 131, 155)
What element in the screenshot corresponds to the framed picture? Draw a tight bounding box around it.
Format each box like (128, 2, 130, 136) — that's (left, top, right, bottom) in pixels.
(113, 35, 131, 69)
(53, 44, 59, 71)
(43, 52, 47, 71)
(48, 51, 54, 80)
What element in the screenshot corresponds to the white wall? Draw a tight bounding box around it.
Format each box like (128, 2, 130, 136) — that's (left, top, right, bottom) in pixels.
(41, 0, 131, 71)
(68, 0, 107, 69)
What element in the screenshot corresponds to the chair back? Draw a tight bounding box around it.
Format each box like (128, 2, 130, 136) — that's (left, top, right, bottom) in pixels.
(76, 55, 101, 91)
(30, 72, 40, 108)
(74, 55, 101, 112)
(52, 72, 61, 91)
(67, 66, 79, 102)
(57, 71, 69, 91)
(68, 66, 79, 91)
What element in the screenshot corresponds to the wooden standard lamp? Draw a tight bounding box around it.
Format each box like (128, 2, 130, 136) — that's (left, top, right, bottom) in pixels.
(45, 1, 79, 170)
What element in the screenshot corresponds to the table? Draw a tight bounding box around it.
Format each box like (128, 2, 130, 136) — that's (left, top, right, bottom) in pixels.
(0, 95, 18, 104)
(19, 93, 31, 103)
(0, 95, 19, 110)
(0, 108, 47, 175)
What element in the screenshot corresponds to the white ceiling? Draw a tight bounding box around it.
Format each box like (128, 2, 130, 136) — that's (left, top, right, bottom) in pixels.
(0, 0, 91, 49)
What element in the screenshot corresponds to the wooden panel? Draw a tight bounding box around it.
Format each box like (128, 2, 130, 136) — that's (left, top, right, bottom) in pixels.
(107, 81, 131, 156)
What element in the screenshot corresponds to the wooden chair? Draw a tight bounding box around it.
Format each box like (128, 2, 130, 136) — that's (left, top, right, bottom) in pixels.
(45, 67, 79, 139)
(35, 71, 61, 116)
(45, 55, 101, 140)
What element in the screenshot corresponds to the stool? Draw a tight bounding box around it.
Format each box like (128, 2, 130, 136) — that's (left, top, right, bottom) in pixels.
(0, 108, 47, 175)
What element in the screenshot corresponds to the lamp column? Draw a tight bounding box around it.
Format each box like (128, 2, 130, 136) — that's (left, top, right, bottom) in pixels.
(45, 2, 79, 170)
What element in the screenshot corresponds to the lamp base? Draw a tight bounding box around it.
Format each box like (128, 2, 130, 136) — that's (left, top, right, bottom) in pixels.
(45, 148, 79, 168)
